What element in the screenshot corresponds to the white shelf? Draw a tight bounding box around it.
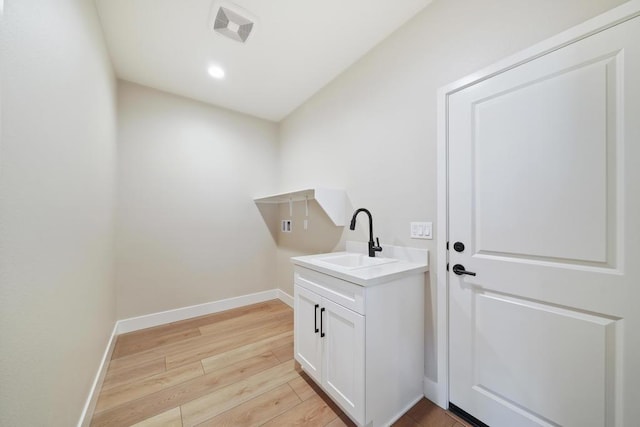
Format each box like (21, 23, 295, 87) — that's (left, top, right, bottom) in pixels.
(254, 188, 347, 226)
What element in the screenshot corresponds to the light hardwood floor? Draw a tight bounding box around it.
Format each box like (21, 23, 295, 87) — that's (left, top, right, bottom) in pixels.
(90, 300, 470, 427)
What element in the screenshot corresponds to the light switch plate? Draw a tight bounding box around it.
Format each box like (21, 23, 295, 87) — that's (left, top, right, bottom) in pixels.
(410, 221, 432, 239)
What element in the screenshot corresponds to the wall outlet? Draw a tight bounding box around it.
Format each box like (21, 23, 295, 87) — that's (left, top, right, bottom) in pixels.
(410, 221, 432, 239)
(281, 220, 292, 233)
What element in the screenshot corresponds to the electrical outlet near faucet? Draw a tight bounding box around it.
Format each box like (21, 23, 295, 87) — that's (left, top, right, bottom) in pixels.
(281, 220, 292, 233)
(410, 221, 432, 239)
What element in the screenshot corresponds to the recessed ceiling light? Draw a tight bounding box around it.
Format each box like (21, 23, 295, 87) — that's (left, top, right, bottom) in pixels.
(208, 65, 225, 79)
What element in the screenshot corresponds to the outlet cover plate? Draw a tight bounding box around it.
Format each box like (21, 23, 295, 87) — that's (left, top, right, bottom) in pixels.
(281, 220, 292, 233)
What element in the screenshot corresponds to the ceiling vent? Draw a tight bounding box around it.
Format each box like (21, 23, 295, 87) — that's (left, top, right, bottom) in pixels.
(211, 2, 256, 43)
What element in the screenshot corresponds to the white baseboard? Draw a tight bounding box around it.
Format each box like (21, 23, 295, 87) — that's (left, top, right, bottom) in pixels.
(78, 288, 293, 425)
(77, 322, 118, 427)
(277, 289, 294, 307)
(424, 376, 448, 409)
(117, 289, 282, 334)
(387, 393, 424, 426)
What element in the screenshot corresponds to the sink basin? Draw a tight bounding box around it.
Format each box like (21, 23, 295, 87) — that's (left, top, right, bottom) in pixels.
(317, 253, 397, 270)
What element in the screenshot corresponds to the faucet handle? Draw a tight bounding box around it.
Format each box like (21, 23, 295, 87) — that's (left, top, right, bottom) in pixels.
(374, 237, 383, 252)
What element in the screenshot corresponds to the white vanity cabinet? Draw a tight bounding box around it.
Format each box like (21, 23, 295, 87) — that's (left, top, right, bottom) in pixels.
(295, 276, 365, 422)
(293, 263, 425, 427)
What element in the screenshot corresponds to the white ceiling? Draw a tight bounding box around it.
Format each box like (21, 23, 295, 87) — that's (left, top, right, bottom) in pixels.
(96, 0, 431, 121)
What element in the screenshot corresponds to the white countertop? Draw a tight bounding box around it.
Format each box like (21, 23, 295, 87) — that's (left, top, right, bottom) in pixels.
(291, 243, 429, 286)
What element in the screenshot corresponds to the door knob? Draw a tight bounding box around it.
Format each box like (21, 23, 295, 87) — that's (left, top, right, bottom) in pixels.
(452, 264, 476, 276)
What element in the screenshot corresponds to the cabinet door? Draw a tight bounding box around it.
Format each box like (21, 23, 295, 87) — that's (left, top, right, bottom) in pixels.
(322, 297, 365, 425)
(294, 284, 322, 383)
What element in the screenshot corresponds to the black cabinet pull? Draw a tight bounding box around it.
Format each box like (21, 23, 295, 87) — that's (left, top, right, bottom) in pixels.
(314, 304, 319, 333)
(320, 307, 326, 337)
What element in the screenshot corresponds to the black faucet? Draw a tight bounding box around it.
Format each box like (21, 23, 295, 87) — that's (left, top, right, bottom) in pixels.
(349, 208, 383, 257)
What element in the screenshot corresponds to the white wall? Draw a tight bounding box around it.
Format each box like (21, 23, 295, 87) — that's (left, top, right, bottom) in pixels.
(0, 0, 117, 425)
(116, 82, 279, 319)
(278, 0, 626, 392)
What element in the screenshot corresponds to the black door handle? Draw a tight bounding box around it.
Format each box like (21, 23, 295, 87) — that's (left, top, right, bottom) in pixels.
(314, 304, 319, 333)
(320, 307, 326, 337)
(452, 264, 476, 276)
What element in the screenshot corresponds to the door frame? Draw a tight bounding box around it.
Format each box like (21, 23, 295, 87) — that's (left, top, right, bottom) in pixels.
(433, 0, 640, 410)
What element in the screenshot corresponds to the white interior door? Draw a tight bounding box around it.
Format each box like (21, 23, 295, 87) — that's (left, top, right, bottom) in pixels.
(447, 14, 640, 427)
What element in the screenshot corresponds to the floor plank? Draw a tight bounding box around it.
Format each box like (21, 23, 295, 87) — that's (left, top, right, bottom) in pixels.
(95, 362, 204, 413)
(288, 374, 316, 401)
(200, 331, 292, 373)
(197, 303, 291, 336)
(326, 416, 358, 427)
(118, 300, 285, 347)
(194, 383, 301, 426)
(180, 360, 299, 426)
(107, 301, 288, 367)
(130, 407, 182, 427)
(90, 299, 466, 427)
(392, 414, 421, 426)
(113, 327, 201, 359)
(260, 393, 339, 426)
(405, 398, 457, 427)
(91, 353, 280, 426)
(399, 398, 472, 427)
(102, 357, 166, 391)
(165, 313, 292, 369)
(271, 341, 294, 362)
(107, 311, 291, 373)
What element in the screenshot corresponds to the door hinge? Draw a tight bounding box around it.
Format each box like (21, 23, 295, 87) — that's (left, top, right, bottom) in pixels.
(446, 262, 449, 271)
(446, 241, 449, 250)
